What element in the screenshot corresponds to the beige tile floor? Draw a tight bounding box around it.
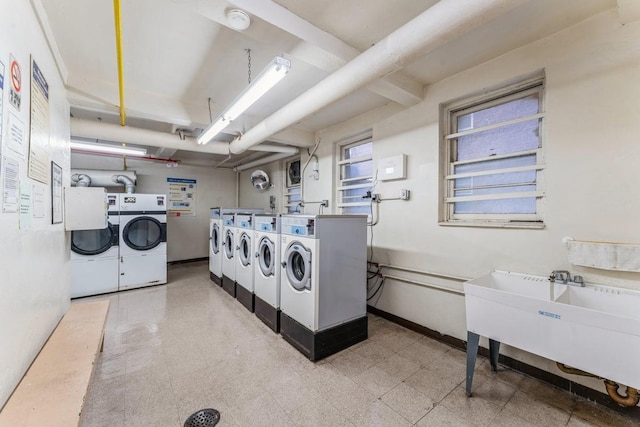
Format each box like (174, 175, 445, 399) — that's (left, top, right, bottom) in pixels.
(79, 261, 637, 427)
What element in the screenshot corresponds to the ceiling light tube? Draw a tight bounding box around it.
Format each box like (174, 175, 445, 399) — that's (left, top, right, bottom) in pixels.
(70, 140, 147, 156)
(197, 56, 291, 145)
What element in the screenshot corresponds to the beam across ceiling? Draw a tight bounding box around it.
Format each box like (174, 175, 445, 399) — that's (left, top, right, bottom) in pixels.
(197, 0, 423, 106)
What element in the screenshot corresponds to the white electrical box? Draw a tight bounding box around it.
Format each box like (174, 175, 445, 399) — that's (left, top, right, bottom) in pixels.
(378, 154, 406, 181)
(64, 187, 108, 231)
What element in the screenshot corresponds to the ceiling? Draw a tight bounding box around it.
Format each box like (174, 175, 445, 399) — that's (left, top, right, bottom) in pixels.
(40, 0, 616, 168)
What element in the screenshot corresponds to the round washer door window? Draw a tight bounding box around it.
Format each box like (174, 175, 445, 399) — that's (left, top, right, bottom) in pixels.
(123, 217, 164, 250)
(211, 223, 220, 254)
(239, 233, 251, 266)
(71, 222, 118, 255)
(224, 230, 234, 259)
(257, 237, 275, 277)
(284, 242, 311, 291)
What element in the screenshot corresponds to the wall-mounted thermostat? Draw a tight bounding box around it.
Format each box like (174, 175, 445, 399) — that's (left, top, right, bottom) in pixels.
(378, 154, 406, 181)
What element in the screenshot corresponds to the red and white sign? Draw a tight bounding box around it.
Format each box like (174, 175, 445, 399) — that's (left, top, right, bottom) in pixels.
(10, 60, 21, 92)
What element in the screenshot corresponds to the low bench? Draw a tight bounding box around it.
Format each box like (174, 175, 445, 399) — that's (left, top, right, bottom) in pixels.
(0, 300, 110, 427)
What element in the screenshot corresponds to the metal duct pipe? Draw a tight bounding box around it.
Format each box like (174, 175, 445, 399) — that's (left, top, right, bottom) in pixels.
(233, 151, 296, 172)
(71, 174, 91, 187)
(228, 0, 525, 154)
(70, 118, 298, 155)
(71, 169, 137, 188)
(113, 175, 135, 193)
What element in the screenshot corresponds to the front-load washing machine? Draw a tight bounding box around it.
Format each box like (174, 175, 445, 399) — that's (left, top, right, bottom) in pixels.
(253, 214, 281, 332)
(119, 193, 167, 290)
(212, 208, 264, 288)
(221, 212, 237, 297)
(235, 213, 255, 312)
(71, 193, 120, 298)
(209, 208, 236, 286)
(280, 214, 368, 361)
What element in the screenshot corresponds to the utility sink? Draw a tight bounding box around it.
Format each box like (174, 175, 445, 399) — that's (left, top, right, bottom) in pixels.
(464, 270, 640, 396)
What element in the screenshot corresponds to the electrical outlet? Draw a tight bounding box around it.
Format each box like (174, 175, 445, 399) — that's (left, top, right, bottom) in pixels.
(372, 193, 381, 203)
(400, 189, 410, 200)
(269, 196, 276, 209)
(321, 200, 329, 207)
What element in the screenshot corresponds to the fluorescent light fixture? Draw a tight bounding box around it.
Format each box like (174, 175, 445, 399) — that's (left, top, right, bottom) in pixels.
(70, 140, 147, 156)
(197, 56, 291, 145)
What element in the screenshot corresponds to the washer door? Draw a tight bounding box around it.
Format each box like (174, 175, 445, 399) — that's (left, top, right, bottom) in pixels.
(284, 242, 311, 291)
(123, 216, 166, 250)
(210, 223, 220, 254)
(257, 236, 275, 277)
(224, 229, 234, 259)
(71, 222, 119, 255)
(239, 232, 251, 266)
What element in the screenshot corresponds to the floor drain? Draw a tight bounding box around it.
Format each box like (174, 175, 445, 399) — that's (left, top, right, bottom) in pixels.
(184, 408, 220, 427)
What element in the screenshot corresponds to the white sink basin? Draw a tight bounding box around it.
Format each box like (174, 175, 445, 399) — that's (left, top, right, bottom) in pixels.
(464, 270, 640, 390)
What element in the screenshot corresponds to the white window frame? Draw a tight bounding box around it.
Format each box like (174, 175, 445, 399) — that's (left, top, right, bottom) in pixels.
(336, 132, 373, 215)
(440, 73, 546, 228)
(284, 158, 301, 213)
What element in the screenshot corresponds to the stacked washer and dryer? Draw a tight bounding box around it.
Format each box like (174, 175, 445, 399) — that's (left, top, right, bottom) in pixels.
(71, 193, 168, 297)
(279, 215, 368, 361)
(71, 193, 120, 298)
(119, 193, 168, 290)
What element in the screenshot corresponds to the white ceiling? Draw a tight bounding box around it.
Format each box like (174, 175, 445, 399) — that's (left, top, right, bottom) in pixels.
(40, 0, 616, 167)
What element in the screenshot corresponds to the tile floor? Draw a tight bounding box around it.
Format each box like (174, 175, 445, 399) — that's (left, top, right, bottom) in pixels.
(79, 261, 637, 426)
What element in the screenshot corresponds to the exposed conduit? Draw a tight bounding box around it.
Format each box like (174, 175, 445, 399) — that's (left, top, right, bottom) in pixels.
(233, 152, 295, 172)
(113, 0, 126, 126)
(70, 118, 298, 156)
(228, 0, 526, 154)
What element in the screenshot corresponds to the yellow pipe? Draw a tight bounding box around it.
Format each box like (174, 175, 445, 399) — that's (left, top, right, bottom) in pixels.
(113, 0, 126, 126)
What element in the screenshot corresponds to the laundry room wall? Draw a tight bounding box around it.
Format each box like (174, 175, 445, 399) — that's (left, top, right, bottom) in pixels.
(71, 153, 237, 262)
(269, 8, 640, 394)
(238, 159, 288, 213)
(0, 0, 71, 407)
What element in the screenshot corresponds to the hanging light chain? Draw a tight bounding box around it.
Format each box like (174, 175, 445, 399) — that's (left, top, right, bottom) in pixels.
(246, 48, 252, 84)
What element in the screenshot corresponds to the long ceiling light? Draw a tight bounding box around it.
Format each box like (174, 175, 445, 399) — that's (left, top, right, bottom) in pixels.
(70, 140, 147, 156)
(197, 56, 291, 145)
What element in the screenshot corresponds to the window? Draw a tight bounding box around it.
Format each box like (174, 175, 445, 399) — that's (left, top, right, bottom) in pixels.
(441, 74, 545, 227)
(284, 159, 301, 213)
(337, 134, 373, 215)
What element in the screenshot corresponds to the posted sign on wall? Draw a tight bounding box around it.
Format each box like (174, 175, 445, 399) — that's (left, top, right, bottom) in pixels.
(167, 177, 196, 217)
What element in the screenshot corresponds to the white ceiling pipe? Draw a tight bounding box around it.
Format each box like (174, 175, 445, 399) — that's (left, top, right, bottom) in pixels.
(70, 118, 299, 155)
(71, 169, 137, 188)
(229, 0, 526, 154)
(233, 152, 296, 172)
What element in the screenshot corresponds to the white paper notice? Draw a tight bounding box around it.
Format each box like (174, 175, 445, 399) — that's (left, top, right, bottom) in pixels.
(33, 184, 46, 218)
(28, 58, 50, 183)
(0, 60, 5, 161)
(6, 112, 26, 159)
(19, 182, 32, 231)
(2, 157, 19, 212)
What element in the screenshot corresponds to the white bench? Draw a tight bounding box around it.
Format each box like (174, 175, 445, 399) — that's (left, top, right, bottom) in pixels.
(0, 300, 110, 427)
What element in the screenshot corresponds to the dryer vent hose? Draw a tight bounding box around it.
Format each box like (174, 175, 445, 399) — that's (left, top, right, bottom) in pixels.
(71, 173, 92, 187)
(113, 175, 135, 193)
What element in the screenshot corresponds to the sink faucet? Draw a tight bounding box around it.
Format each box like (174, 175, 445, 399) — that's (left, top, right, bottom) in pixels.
(550, 270, 584, 287)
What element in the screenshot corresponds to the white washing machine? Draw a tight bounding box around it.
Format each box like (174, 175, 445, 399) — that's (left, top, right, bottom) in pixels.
(213, 208, 264, 290)
(280, 215, 368, 361)
(221, 212, 237, 297)
(119, 194, 167, 290)
(253, 214, 281, 332)
(209, 208, 236, 286)
(71, 193, 120, 298)
(235, 213, 255, 312)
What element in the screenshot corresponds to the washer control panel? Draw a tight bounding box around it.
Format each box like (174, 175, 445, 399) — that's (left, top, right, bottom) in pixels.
(223, 213, 234, 226)
(236, 214, 253, 229)
(254, 215, 280, 233)
(281, 216, 315, 237)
